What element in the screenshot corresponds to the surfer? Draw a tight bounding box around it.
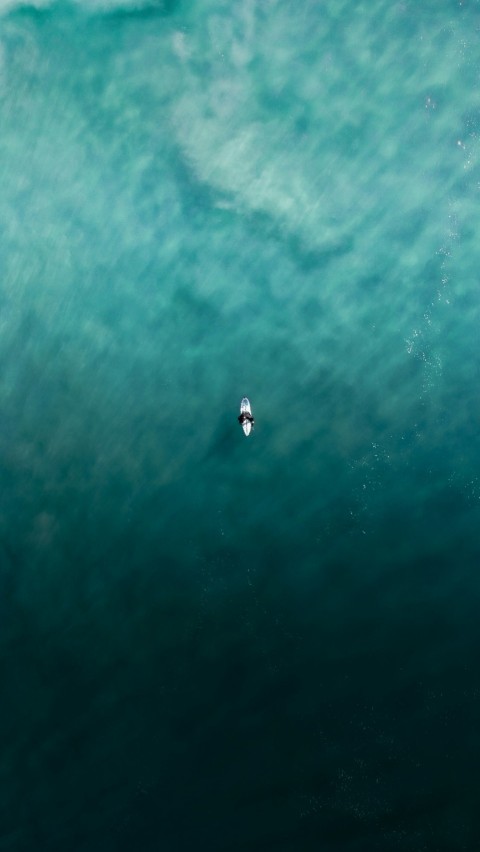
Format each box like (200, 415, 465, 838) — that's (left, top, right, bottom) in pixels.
(238, 411, 255, 428)
(238, 397, 254, 436)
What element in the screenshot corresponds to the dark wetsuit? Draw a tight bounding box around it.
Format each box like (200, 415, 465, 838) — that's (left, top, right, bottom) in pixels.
(238, 412, 254, 426)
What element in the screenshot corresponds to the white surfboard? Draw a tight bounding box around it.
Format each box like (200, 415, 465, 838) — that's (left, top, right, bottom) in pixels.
(240, 397, 253, 436)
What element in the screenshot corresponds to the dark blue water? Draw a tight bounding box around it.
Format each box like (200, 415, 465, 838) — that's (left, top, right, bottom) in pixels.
(1, 1, 480, 849)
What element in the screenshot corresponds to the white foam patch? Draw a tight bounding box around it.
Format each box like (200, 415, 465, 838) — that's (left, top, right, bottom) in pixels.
(170, 4, 431, 254)
(172, 95, 343, 251)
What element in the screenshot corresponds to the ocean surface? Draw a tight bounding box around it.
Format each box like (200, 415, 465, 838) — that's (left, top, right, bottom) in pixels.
(1, 1, 480, 849)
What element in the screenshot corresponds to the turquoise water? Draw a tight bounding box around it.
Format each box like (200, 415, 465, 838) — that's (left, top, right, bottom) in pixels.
(1, 1, 480, 849)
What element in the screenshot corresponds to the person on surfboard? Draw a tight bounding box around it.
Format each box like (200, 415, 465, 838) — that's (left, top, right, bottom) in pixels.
(238, 397, 254, 435)
(238, 410, 255, 428)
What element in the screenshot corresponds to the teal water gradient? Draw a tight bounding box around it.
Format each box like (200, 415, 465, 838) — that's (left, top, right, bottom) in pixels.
(1, 1, 480, 850)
